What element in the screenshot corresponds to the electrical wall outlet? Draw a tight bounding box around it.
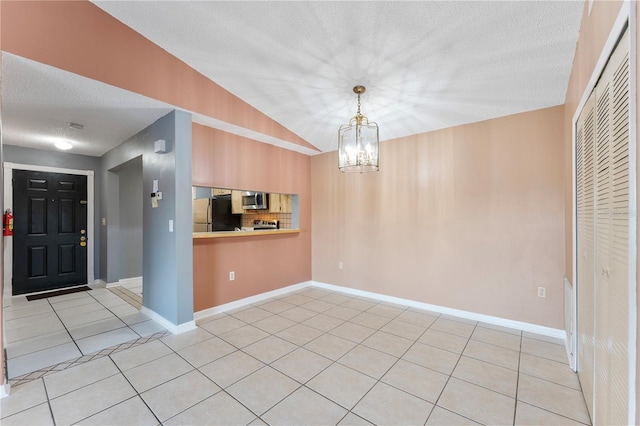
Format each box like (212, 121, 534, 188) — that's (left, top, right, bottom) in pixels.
(338, 262, 344, 270)
(229, 271, 235, 281)
(537, 287, 546, 298)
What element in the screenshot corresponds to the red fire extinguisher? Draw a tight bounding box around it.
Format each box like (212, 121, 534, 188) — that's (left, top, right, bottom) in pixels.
(3, 209, 13, 237)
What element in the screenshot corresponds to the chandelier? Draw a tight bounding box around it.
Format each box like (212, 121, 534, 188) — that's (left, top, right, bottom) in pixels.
(338, 85, 379, 172)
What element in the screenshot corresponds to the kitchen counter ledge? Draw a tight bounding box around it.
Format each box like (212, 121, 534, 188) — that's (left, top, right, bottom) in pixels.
(193, 229, 300, 239)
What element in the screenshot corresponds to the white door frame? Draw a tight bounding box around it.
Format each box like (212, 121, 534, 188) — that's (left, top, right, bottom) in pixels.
(571, 1, 637, 422)
(3, 162, 95, 297)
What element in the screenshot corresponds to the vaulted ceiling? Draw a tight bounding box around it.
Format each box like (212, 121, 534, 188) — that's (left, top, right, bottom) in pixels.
(2, 1, 584, 157)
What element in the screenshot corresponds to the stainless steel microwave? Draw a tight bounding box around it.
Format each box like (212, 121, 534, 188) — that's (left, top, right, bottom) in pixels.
(242, 192, 268, 210)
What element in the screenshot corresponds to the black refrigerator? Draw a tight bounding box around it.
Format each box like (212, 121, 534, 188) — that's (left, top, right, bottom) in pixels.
(193, 195, 242, 232)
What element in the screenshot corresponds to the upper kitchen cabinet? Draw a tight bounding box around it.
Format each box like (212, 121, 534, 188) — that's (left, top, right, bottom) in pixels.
(269, 193, 292, 213)
(213, 188, 232, 196)
(195, 186, 295, 216)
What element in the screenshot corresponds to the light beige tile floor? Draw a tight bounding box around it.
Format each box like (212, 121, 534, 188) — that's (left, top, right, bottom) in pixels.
(3, 285, 165, 380)
(1, 286, 592, 425)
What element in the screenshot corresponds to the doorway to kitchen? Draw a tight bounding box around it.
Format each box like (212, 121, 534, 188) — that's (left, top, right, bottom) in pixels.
(106, 156, 143, 303)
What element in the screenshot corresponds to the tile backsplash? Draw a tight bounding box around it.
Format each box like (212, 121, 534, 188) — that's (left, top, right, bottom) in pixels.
(242, 213, 292, 229)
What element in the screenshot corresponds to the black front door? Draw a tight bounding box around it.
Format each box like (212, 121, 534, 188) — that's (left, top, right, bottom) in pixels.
(13, 170, 88, 295)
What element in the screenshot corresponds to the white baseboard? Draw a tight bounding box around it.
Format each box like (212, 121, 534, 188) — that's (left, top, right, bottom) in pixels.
(194, 281, 312, 322)
(310, 281, 566, 340)
(193, 279, 565, 342)
(175, 320, 197, 334)
(140, 306, 196, 335)
(1, 383, 10, 399)
(119, 276, 142, 286)
(106, 277, 142, 288)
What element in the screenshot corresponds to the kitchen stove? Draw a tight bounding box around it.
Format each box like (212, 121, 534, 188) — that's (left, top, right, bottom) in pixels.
(253, 219, 279, 230)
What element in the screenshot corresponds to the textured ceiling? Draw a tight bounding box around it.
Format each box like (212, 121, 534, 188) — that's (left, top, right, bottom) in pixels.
(93, 1, 584, 152)
(1, 1, 584, 157)
(2, 53, 175, 157)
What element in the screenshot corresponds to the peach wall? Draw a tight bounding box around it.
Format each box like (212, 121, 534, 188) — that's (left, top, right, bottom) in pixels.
(192, 124, 311, 311)
(312, 106, 565, 328)
(0, 0, 317, 314)
(0, 0, 318, 153)
(192, 124, 311, 193)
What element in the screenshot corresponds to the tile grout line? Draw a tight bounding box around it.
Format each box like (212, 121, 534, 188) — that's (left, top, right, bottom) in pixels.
(173, 333, 297, 423)
(213, 310, 338, 421)
(159, 331, 267, 423)
(107, 355, 164, 426)
(76, 288, 145, 350)
(426, 319, 480, 425)
(222, 292, 502, 425)
(517, 370, 591, 392)
(575, 359, 594, 425)
(512, 330, 524, 425)
(186, 293, 579, 424)
(323, 304, 421, 424)
(49, 376, 131, 425)
(202, 292, 385, 423)
(44, 296, 84, 366)
(7, 288, 137, 376)
(345, 310, 485, 423)
(515, 400, 592, 426)
(254, 291, 374, 424)
(156, 326, 282, 424)
(8, 331, 170, 388)
(447, 325, 580, 422)
(41, 373, 57, 426)
(7, 288, 589, 425)
(89, 290, 144, 342)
